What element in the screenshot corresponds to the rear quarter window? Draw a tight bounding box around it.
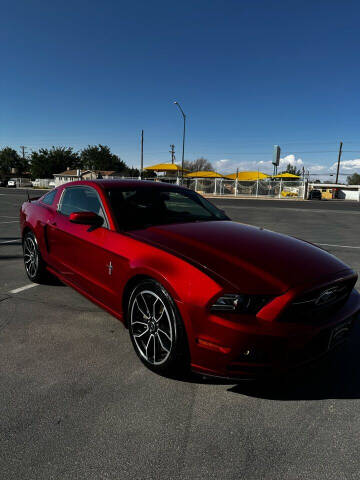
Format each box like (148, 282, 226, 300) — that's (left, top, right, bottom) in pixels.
(41, 189, 57, 206)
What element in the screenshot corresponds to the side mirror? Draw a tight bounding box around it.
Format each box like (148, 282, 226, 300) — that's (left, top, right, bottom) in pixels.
(69, 211, 104, 227)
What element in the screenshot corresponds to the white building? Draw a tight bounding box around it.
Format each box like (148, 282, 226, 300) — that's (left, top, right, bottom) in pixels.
(53, 169, 122, 187)
(308, 183, 360, 201)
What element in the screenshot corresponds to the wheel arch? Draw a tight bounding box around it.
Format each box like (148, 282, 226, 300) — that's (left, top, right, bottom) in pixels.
(122, 274, 155, 326)
(121, 268, 188, 328)
(22, 225, 33, 242)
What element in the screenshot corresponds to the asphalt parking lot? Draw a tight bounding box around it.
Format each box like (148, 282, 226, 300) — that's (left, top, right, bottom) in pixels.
(1, 187, 360, 480)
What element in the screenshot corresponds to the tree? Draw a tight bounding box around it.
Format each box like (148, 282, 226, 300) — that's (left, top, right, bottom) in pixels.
(0, 147, 28, 177)
(127, 167, 140, 177)
(142, 169, 156, 178)
(183, 157, 214, 172)
(281, 163, 302, 176)
(30, 147, 79, 179)
(347, 172, 360, 185)
(79, 144, 127, 172)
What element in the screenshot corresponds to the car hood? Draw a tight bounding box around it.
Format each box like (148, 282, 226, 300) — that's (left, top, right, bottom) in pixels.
(129, 221, 351, 294)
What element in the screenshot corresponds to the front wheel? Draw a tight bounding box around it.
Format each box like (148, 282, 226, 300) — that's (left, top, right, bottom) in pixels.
(23, 231, 49, 283)
(128, 279, 189, 376)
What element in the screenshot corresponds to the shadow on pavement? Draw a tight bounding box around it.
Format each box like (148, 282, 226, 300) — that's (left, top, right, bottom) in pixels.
(41, 275, 66, 286)
(158, 322, 360, 396)
(229, 323, 360, 400)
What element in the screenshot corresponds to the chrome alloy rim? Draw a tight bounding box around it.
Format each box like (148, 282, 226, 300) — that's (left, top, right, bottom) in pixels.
(130, 290, 173, 365)
(23, 236, 39, 278)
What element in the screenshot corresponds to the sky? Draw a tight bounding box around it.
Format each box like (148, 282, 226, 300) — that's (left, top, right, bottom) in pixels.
(1, 0, 360, 179)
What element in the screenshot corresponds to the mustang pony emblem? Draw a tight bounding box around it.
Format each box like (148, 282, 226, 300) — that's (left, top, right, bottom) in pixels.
(107, 261, 113, 276)
(315, 287, 338, 306)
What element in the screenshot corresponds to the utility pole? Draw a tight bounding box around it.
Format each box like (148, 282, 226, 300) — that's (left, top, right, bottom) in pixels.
(20, 146, 27, 159)
(174, 101, 186, 184)
(140, 130, 144, 179)
(19, 147, 27, 182)
(335, 141, 343, 184)
(169, 144, 175, 164)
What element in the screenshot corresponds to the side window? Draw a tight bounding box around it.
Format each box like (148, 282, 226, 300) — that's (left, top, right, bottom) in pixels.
(41, 189, 57, 206)
(58, 187, 108, 226)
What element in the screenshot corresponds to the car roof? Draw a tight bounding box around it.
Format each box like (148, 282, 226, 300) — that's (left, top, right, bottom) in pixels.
(60, 179, 187, 191)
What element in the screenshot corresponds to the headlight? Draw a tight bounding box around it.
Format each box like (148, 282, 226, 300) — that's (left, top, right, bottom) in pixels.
(211, 294, 272, 314)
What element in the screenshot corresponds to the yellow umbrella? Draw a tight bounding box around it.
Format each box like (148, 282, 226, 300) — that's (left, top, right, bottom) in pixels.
(225, 171, 269, 181)
(185, 170, 224, 178)
(144, 163, 189, 172)
(272, 173, 300, 178)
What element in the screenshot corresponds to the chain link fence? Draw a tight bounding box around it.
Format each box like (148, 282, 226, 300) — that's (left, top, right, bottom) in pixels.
(36, 175, 305, 198)
(93, 176, 306, 198)
(183, 178, 305, 198)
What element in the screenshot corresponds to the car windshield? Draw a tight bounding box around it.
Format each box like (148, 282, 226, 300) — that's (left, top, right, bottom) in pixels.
(108, 186, 229, 231)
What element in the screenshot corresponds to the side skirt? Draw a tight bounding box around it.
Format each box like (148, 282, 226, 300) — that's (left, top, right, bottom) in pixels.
(46, 265, 126, 327)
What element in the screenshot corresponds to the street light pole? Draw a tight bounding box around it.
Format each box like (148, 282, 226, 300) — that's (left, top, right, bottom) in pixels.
(140, 130, 144, 180)
(174, 101, 186, 184)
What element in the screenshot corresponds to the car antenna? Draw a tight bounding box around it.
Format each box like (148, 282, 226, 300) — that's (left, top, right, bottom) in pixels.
(27, 190, 31, 202)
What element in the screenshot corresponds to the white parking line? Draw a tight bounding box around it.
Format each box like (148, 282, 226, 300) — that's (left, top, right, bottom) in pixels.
(0, 221, 18, 224)
(0, 216, 18, 218)
(0, 239, 20, 244)
(316, 243, 360, 250)
(9, 284, 39, 294)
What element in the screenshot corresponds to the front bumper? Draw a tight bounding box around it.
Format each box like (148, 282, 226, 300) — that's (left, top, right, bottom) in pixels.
(188, 289, 360, 379)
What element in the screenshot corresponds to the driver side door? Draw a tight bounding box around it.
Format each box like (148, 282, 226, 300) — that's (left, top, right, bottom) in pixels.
(47, 185, 120, 309)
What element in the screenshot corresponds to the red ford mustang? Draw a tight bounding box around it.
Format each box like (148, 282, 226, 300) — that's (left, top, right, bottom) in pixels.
(20, 180, 360, 379)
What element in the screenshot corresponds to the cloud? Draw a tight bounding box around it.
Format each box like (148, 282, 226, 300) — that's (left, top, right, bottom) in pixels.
(330, 159, 360, 171)
(279, 154, 304, 168)
(257, 154, 303, 170)
(212, 153, 337, 176)
(215, 158, 231, 167)
(308, 164, 326, 172)
(216, 154, 304, 174)
(214, 159, 235, 173)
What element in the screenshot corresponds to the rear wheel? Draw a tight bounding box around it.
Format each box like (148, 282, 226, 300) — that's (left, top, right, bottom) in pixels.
(128, 279, 189, 376)
(23, 231, 48, 283)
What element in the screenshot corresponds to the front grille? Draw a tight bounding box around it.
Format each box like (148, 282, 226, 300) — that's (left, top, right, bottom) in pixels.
(280, 277, 356, 323)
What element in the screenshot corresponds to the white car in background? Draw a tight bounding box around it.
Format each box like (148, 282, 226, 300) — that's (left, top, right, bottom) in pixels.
(7, 178, 17, 187)
(7, 178, 32, 188)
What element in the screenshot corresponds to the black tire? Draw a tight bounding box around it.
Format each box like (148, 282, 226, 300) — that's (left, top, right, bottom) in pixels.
(23, 231, 49, 283)
(127, 279, 190, 377)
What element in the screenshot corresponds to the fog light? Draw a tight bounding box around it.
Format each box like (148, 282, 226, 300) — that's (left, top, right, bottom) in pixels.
(236, 348, 268, 363)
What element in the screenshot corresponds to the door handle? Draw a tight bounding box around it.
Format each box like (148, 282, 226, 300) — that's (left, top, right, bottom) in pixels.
(47, 220, 57, 226)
